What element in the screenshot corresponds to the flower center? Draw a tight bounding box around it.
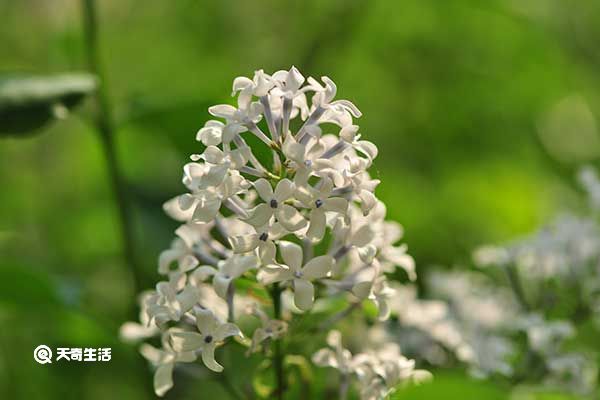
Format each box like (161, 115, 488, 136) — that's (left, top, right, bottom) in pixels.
(315, 199, 323, 208)
(270, 199, 278, 208)
(294, 271, 303, 279)
(259, 232, 268, 241)
(204, 335, 213, 344)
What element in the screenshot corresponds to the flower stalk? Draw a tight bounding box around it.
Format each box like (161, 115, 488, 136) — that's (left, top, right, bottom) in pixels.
(81, 0, 143, 295)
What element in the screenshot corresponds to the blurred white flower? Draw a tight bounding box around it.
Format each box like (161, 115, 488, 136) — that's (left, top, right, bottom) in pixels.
(246, 303, 287, 354)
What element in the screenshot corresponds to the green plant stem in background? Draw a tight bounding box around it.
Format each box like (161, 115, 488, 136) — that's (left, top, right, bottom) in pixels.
(503, 264, 530, 312)
(271, 282, 285, 400)
(81, 0, 143, 295)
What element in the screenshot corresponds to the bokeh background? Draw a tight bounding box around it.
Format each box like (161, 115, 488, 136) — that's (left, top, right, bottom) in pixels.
(2, 0, 600, 398)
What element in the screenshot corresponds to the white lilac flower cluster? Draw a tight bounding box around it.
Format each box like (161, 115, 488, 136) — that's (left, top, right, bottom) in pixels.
(121, 67, 425, 398)
(375, 268, 597, 395)
(367, 274, 518, 379)
(460, 166, 600, 394)
(313, 330, 431, 400)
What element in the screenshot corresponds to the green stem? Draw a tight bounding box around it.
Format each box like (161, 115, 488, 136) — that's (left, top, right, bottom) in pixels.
(503, 264, 530, 312)
(81, 0, 143, 295)
(271, 283, 285, 400)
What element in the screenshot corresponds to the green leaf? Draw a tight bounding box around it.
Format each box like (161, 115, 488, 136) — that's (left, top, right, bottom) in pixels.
(0, 73, 97, 136)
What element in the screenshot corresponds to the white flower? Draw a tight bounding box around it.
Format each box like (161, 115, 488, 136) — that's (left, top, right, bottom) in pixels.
(306, 76, 362, 128)
(119, 291, 160, 343)
(312, 330, 356, 374)
(271, 66, 306, 100)
(283, 134, 334, 184)
(196, 120, 225, 146)
(352, 271, 395, 321)
(338, 125, 378, 164)
(158, 225, 200, 275)
(247, 303, 287, 354)
(228, 221, 286, 264)
(295, 177, 348, 242)
(179, 168, 249, 223)
(145, 273, 200, 326)
(192, 254, 258, 299)
(232, 69, 274, 103)
(259, 241, 333, 310)
(244, 178, 307, 231)
(170, 307, 242, 372)
(140, 332, 197, 397)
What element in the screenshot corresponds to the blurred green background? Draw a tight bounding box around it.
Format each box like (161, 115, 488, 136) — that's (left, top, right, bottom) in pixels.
(2, 0, 600, 398)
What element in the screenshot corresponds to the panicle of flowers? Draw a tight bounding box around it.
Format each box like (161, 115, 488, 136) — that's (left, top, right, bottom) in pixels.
(121, 67, 426, 398)
(312, 330, 431, 400)
(461, 166, 600, 394)
(366, 273, 518, 379)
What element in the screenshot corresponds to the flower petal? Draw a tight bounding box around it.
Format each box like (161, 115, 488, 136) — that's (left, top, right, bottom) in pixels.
(257, 265, 292, 285)
(139, 344, 163, 365)
(170, 331, 204, 352)
(175, 285, 200, 313)
(278, 241, 303, 271)
(192, 192, 221, 223)
(189, 266, 217, 285)
(355, 140, 378, 161)
(229, 234, 260, 253)
(178, 193, 197, 210)
(375, 297, 391, 321)
(351, 281, 372, 299)
(323, 197, 348, 214)
(179, 254, 199, 272)
(306, 209, 326, 243)
(276, 204, 307, 231)
(283, 136, 306, 164)
(213, 274, 233, 299)
(154, 363, 175, 397)
(158, 249, 181, 274)
(244, 203, 272, 227)
(274, 179, 294, 202)
(201, 343, 224, 372)
(214, 323, 242, 341)
(312, 348, 336, 368)
(302, 255, 333, 280)
(259, 240, 276, 264)
(358, 190, 377, 216)
(209, 104, 236, 119)
(253, 178, 274, 202)
(351, 224, 374, 247)
(293, 279, 314, 311)
(163, 196, 195, 221)
(195, 308, 220, 334)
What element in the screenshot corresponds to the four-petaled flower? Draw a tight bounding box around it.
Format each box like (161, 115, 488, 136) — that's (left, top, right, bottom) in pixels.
(246, 303, 287, 354)
(259, 241, 333, 310)
(170, 307, 242, 372)
(228, 221, 286, 264)
(245, 178, 307, 231)
(192, 254, 258, 299)
(295, 177, 348, 242)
